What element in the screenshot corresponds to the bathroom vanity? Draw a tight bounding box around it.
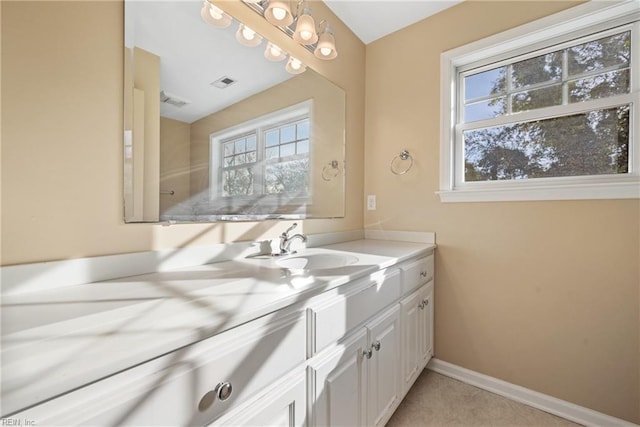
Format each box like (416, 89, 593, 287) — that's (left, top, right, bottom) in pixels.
(2, 238, 434, 426)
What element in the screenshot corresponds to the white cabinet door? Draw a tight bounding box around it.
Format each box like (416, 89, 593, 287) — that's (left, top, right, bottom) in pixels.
(308, 328, 368, 427)
(400, 287, 422, 395)
(213, 368, 306, 427)
(401, 280, 435, 394)
(419, 281, 434, 369)
(366, 305, 402, 427)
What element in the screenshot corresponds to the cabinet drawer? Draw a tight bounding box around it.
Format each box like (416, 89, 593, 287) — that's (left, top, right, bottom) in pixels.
(309, 268, 401, 355)
(16, 310, 306, 426)
(401, 255, 434, 295)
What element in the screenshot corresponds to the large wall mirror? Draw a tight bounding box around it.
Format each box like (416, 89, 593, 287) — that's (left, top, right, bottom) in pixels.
(123, 1, 346, 223)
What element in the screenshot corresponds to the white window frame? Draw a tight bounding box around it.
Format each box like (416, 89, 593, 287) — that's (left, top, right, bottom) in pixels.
(439, 0, 640, 202)
(209, 100, 313, 209)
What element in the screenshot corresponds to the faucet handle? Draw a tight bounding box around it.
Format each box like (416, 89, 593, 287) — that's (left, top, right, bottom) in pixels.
(283, 223, 298, 236)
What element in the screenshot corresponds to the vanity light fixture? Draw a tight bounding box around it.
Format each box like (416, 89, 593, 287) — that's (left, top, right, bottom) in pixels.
(200, 1, 231, 28)
(241, 0, 338, 61)
(236, 23, 263, 47)
(314, 21, 337, 60)
(293, 6, 318, 45)
(285, 56, 306, 74)
(200, 1, 309, 75)
(264, 42, 287, 61)
(264, 0, 294, 27)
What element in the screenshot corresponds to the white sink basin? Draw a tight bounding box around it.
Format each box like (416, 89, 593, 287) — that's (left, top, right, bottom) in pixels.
(276, 253, 358, 270)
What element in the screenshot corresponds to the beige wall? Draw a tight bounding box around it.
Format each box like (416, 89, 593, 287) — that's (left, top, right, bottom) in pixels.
(1, 0, 365, 266)
(364, 1, 639, 423)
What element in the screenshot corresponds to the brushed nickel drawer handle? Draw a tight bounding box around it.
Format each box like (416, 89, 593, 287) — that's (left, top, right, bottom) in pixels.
(372, 341, 381, 352)
(215, 382, 233, 401)
(420, 271, 428, 278)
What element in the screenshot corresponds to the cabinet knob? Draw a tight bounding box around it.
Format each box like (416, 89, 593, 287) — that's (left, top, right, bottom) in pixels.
(423, 298, 429, 306)
(418, 301, 425, 310)
(372, 341, 381, 352)
(420, 271, 428, 278)
(214, 382, 233, 401)
(363, 348, 373, 359)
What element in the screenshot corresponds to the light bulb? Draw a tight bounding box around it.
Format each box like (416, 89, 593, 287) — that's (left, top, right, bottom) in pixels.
(300, 30, 313, 40)
(201, 1, 231, 28)
(242, 26, 256, 40)
(314, 25, 337, 60)
(270, 45, 281, 56)
(272, 7, 287, 20)
(286, 56, 306, 74)
(236, 24, 262, 47)
(208, 5, 223, 20)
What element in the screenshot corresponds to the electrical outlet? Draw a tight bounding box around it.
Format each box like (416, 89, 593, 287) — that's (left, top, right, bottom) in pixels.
(367, 195, 377, 210)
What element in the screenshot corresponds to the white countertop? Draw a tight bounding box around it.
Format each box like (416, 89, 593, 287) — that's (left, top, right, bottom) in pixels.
(1, 239, 434, 416)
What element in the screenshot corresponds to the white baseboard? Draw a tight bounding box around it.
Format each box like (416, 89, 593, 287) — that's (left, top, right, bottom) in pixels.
(427, 358, 638, 427)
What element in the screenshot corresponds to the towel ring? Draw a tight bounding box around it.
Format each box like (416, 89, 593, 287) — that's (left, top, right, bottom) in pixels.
(390, 150, 413, 175)
(322, 160, 340, 181)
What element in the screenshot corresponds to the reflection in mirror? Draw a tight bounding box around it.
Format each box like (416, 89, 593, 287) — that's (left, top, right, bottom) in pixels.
(124, 1, 346, 223)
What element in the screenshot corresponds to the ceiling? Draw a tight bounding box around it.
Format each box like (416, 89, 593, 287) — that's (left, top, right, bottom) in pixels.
(323, 0, 464, 44)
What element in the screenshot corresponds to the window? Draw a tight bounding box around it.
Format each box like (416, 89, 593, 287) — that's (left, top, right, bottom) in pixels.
(440, 2, 640, 202)
(209, 101, 312, 216)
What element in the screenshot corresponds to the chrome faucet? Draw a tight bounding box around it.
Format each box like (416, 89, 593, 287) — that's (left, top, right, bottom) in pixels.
(279, 223, 307, 255)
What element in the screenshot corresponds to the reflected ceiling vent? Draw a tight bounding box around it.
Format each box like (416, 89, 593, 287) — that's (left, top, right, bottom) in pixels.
(211, 76, 237, 89)
(160, 90, 191, 108)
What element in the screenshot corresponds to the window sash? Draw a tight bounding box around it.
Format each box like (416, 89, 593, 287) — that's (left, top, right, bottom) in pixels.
(215, 115, 310, 200)
(439, 1, 640, 202)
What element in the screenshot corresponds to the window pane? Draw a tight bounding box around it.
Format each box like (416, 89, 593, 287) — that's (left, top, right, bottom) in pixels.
(224, 142, 234, 156)
(464, 67, 506, 101)
(266, 130, 279, 147)
(246, 151, 256, 163)
(246, 135, 256, 151)
(569, 69, 630, 102)
(567, 31, 630, 76)
(512, 84, 562, 113)
(264, 159, 309, 195)
(281, 125, 296, 143)
(465, 98, 505, 122)
(297, 121, 309, 139)
(280, 143, 295, 157)
(223, 168, 253, 196)
(265, 146, 279, 160)
(233, 154, 246, 166)
(235, 139, 245, 153)
(511, 51, 562, 89)
(464, 105, 630, 181)
(297, 139, 309, 154)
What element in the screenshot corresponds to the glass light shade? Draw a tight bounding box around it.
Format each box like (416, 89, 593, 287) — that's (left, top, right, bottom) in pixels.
(314, 27, 337, 60)
(264, 1, 293, 27)
(285, 56, 306, 74)
(293, 9, 318, 45)
(264, 42, 287, 61)
(236, 23, 263, 47)
(200, 2, 231, 28)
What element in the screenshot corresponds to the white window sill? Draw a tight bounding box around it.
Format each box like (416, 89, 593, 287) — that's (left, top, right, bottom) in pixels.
(437, 180, 640, 203)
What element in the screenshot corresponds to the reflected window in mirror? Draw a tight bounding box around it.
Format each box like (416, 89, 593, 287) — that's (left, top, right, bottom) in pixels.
(206, 101, 313, 216)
